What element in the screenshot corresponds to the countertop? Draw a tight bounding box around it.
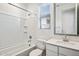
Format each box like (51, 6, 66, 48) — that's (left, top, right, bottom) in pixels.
(46, 39, 79, 51)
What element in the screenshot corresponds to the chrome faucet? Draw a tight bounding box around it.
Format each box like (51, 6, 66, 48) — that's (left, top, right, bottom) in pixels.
(63, 35, 69, 42)
(28, 35, 32, 46)
(28, 39, 31, 46)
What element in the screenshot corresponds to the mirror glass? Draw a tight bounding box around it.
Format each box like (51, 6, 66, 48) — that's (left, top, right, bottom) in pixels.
(54, 3, 77, 35)
(39, 4, 50, 29)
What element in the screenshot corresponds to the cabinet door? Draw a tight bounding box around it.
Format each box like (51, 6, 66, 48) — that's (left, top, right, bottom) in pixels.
(46, 44, 58, 56)
(46, 44, 58, 52)
(46, 50, 57, 56)
(59, 47, 79, 56)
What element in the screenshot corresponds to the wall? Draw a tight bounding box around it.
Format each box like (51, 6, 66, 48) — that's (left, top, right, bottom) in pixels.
(24, 3, 39, 45)
(25, 3, 54, 45)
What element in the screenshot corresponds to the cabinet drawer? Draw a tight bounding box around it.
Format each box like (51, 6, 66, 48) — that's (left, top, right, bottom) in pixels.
(59, 47, 79, 56)
(46, 44, 58, 52)
(46, 50, 57, 56)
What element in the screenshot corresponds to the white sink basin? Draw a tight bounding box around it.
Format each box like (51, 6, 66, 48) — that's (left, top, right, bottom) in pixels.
(56, 40, 75, 45)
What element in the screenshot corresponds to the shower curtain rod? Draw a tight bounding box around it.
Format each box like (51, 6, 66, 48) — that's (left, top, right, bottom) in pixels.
(8, 3, 31, 14)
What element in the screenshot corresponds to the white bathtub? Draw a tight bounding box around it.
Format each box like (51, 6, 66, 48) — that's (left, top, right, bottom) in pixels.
(16, 45, 36, 56)
(0, 43, 36, 56)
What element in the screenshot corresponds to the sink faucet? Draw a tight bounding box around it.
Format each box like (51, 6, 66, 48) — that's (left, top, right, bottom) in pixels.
(63, 35, 69, 42)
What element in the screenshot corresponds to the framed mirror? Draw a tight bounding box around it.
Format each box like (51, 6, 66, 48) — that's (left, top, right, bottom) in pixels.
(54, 3, 78, 35)
(39, 4, 50, 29)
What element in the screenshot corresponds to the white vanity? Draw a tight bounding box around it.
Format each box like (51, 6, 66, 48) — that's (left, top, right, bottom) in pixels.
(46, 38, 79, 56)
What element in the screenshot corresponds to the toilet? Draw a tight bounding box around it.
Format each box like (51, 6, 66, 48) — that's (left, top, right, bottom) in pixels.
(30, 49, 43, 56)
(29, 39, 46, 56)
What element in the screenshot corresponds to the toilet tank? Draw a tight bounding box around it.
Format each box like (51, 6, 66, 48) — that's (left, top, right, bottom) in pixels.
(36, 39, 46, 50)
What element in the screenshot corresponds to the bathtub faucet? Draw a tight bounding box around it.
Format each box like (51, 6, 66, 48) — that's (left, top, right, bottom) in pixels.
(28, 35, 32, 46)
(28, 39, 31, 46)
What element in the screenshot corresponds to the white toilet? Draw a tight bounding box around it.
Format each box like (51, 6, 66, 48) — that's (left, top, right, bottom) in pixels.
(29, 39, 46, 56)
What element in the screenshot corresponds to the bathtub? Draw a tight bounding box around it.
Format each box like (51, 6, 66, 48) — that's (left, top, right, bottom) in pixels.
(0, 43, 36, 56)
(16, 44, 36, 56)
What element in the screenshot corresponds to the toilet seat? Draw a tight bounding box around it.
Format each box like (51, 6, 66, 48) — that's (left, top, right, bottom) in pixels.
(30, 49, 43, 56)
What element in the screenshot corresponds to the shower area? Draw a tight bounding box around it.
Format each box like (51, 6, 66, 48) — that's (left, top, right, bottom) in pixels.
(0, 3, 36, 56)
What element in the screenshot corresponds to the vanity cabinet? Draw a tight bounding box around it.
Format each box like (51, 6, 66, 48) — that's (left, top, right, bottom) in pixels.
(46, 50, 57, 56)
(59, 47, 79, 56)
(46, 43, 79, 56)
(46, 44, 58, 56)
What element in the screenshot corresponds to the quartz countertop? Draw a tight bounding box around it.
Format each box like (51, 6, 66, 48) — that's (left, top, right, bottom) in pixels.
(46, 39, 79, 51)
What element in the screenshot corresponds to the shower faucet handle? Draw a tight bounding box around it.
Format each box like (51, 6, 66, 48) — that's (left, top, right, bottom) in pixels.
(29, 35, 32, 39)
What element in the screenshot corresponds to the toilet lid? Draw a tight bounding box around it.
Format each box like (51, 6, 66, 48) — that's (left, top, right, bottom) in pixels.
(30, 49, 43, 56)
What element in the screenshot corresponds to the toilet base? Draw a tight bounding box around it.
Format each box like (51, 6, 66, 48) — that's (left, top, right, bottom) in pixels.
(29, 48, 43, 56)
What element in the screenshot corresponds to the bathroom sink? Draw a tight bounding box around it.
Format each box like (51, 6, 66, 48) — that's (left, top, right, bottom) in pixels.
(56, 40, 75, 45)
